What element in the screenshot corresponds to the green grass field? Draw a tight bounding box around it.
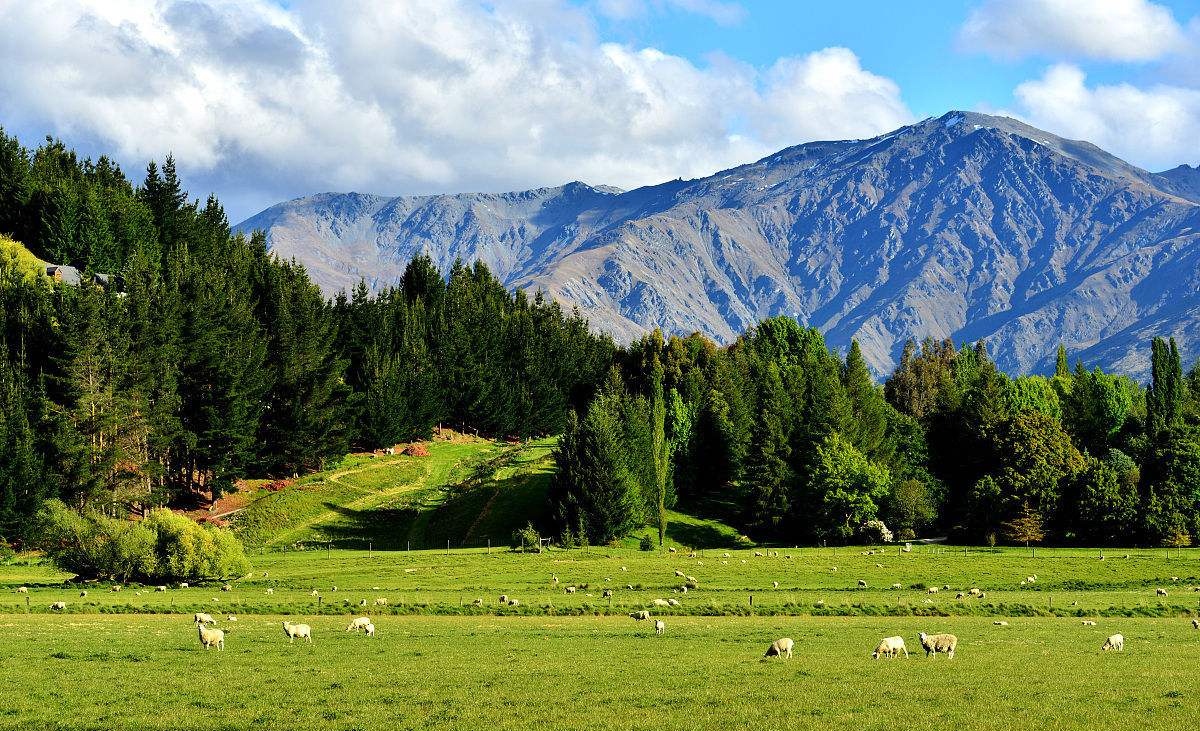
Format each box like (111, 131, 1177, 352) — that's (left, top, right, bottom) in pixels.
(4, 434, 1200, 729)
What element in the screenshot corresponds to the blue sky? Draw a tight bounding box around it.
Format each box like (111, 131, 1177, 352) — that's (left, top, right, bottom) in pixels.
(2, 0, 1199, 221)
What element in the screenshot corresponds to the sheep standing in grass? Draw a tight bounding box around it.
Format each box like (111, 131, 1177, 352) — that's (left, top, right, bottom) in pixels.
(1156, 588, 1168, 597)
(764, 638, 793, 659)
(667, 598, 680, 606)
(1102, 634, 1124, 652)
(111, 586, 122, 593)
(654, 620, 665, 636)
(347, 617, 372, 632)
(772, 581, 779, 589)
(226, 616, 238, 622)
(927, 587, 939, 594)
(79, 590, 87, 597)
(653, 598, 669, 607)
(473, 598, 483, 607)
(565, 586, 576, 594)
(1081, 620, 1097, 626)
(602, 589, 613, 598)
(223, 584, 233, 592)
(16, 587, 28, 594)
(196, 622, 225, 651)
(872, 636, 908, 659)
(282, 621, 312, 644)
(499, 595, 508, 605)
(374, 597, 389, 606)
(155, 586, 167, 592)
(508, 599, 520, 607)
(630, 610, 650, 621)
(266, 589, 274, 595)
(364, 622, 375, 637)
(1191, 618, 1198, 630)
(891, 583, 902, 590)
(50, 601, 66, 611)
(917, 632, 957, 659)
(194, 613, 215, 625)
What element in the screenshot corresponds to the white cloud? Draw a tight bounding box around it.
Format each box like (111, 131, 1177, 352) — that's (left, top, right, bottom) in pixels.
(959, 0, 1185, 61)
(1012, 64, 1200, 170)
(0, 0, 912, 220)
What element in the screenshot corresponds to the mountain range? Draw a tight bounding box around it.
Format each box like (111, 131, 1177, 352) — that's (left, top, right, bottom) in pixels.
(235, 111, 1200, 379)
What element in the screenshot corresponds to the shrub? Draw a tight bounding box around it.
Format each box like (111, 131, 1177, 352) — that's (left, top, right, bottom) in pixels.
(512, 522, 542, 552)
(639, 534, 654, 551)
(33, 500, 249, 582)
(858, 519, 893, 544)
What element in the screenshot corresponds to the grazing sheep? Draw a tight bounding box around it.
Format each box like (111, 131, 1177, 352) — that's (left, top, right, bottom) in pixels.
(993, 621, 1009, 626)
(1191, 618, 1198, 630)
(942, 585, 951, 591)
(196, 622, 225, 651)
(978, 591, 987, 599)
(1171, 576, 1179, 582)
(266, 588, 274, 595)
(621, 566, 627, 571)
(872, 636, 908, 660)
(1026, 575, 1036, 583)
(1102, 634, 1124, 652)
(551, 576, 558, 585)
(281, 621, 312, 644)
(111, 585, 122, 592)
(347, 617, 372, 632)
(364, 622, 375, 637)
(630, 610, 650, 621)
(374, 598, 388, 606)
(473, 598, 484, 607)
(891, 583, 902, 590)
(857, 580, 867, 588)
(668, 547, 676, 553)
(754, 552, 764, 558)
(917, 632, 957, 659)
(602, 590, 613, 598)
(50, 601, 66, 611)
(667, 598, 680, 606)
(927, 587, 939, 594)
(763, 638, 794, 659)
(968, 588, 982, 597)
(194, 613, 216, 625)
(675, 570, 685, 577)
(310, 589, 320, 597)
(829, 566, 837, 572)
(654, 620, 666, 635)
(226, 616, 238, 622)
(678, 586, 687, 593)
(685, 576, 696, 583)
(565, 586, 576, 594)
(359, 599, 368, 606)
(508, 599, 520, 607)
(1156, 588, 1168, 597)
(1081, 620, 1097, 626)
(155, 585, 167, 592)
(15, 587, 28, 594)
(722, 552, 730, 558)
(79, 590, 87, 597)
(772, 581, 779, 589)
(223, 584, 232, 592)
(956, 593, 965, 600)
(652, 598, 670, 607)
(179, 582, 188, 588)
(499, 595, 508, 605)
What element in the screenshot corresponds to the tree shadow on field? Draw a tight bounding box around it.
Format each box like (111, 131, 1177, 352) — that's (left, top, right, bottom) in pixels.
(317, 503, 420, 550)
(665, 521, 742, 550)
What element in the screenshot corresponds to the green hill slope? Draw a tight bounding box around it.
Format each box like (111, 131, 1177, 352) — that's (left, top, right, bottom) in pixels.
(0, 234, 46, 281)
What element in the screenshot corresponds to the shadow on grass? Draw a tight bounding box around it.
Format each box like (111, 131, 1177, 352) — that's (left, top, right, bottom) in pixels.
(665, 520, 743, 550)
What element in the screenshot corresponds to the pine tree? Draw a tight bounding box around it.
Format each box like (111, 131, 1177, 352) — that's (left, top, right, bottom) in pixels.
(1055, 344, 1070, 378)
(842, 340, 889, 462)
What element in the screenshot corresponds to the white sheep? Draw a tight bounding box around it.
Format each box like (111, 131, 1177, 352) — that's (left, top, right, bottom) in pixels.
(764, 638, 794, 659)
(155, 586, 167, 592)
(772, 581, 779, 589)
(226, 616, 238, 622)
(872, 636, 908, 659)
(473, 598, 484, 607)
(194, 613, 216, 625)
(927, 587, 939, 594)
(499, 595, 508, 605)
(50, 601, 66, 611)
(1102, 634, 1124, 652)
(652, 598, 670, 607)
(1191, 618, 1198, 630)
(667, 598, 680, 606)
(359, 599, 368, 606)
(565, 586, 576, 594)
(1081, 620, 1097, 626)
(891, 583, 902, 590)
(282, 621, 312, 644)
(654, 620, 666, 636)
(668, 547, 676, 553)
(968, 588, 982, 597)
(15, 587, 28, 594)
(179, 582, 188, 588)
(374, 597, 389, 606)
(331, 586, 337, 592)
(79, 590, 87, 597)
(993, 621, 1009, 626)
(223, 584, 232, 592)
(1156, 588, 1168, 597)
(675, 570, 685, 577)
(630, 610, 650, 621)
(347, 617, 372, 632)
(111, 585, 122, 592)
(364, 622, 375, 637)
(508, 599, 519, 607)
(266, 588, 274, 595)
(917, 632, 957, 659)
(310, 589, 320, 597)
(602, 590, 613, 598)
(196, 622, 225, 651)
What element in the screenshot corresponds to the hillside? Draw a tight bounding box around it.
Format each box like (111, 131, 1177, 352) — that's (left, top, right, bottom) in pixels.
(0, 234, 46, 281)
(237, 111, 1200, 379)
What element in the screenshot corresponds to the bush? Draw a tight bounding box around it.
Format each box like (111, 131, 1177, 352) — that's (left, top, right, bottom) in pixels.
(512, 522, 542, 552)
(858, 519, 893, 544)
(639, 534, 654, 551)
(897, 528, 916, 542)
(33, 500, 249, 582)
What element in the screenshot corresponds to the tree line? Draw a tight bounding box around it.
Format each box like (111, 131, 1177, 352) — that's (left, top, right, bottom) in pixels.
(0, 130, 611, 543)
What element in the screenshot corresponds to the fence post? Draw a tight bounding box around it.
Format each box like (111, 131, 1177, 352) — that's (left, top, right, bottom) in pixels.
(369, 542, 373, 559)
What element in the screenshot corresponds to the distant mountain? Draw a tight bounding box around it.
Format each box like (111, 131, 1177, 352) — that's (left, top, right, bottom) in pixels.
(236, 111, 1200, 379)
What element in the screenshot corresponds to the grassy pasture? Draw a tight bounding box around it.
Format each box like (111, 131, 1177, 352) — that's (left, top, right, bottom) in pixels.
(0, 613, 1196, 730)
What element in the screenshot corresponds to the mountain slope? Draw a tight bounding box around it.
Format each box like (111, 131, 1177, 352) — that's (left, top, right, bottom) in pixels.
(236, 111, 1200, 378)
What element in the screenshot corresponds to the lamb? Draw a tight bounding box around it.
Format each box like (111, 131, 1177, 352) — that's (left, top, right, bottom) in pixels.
(266, 588, 274, 595)
(602, 590, 613, 598)
(630, 610, 650, 621)
(667, 598, 680, 606)
(499, 595, 508, 605)
(927, 587, 939, 594)
(15, 587, 28, 594)
(473, 598, 484, 607)
(654, 620, 666, 636)
(891, 583, 902, 590)
(565, 586, 576, 594)
(50, 601, 66, 611)
(1156, 588, 1168, 597)
(872, 636, 908, 659)
(364, 622, 375, 637)
(917, 632, 957, 659)
(1101, 634, 1124, 652)
(179, 582, 188, 588)
(281, 621, 312, 644)
(194, 613, 216, 625)
(347, 617, 372, 632)
(155, 586, 167, 592)
(374, 597, 388, 606)
(508, 599, 520, 607)
(763, 638, 794, 659)
(197, 622, 225, 651)
(857, 580, 867, 588)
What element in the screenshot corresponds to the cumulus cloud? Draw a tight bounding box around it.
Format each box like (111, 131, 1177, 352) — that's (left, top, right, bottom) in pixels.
(959, 0, 1185, 61)
(1012, 64, 1200, 170)
(0, 0, 912, 220)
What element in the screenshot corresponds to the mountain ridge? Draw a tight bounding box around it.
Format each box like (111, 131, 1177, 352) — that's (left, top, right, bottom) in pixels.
(236, 111, 1200, 379)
